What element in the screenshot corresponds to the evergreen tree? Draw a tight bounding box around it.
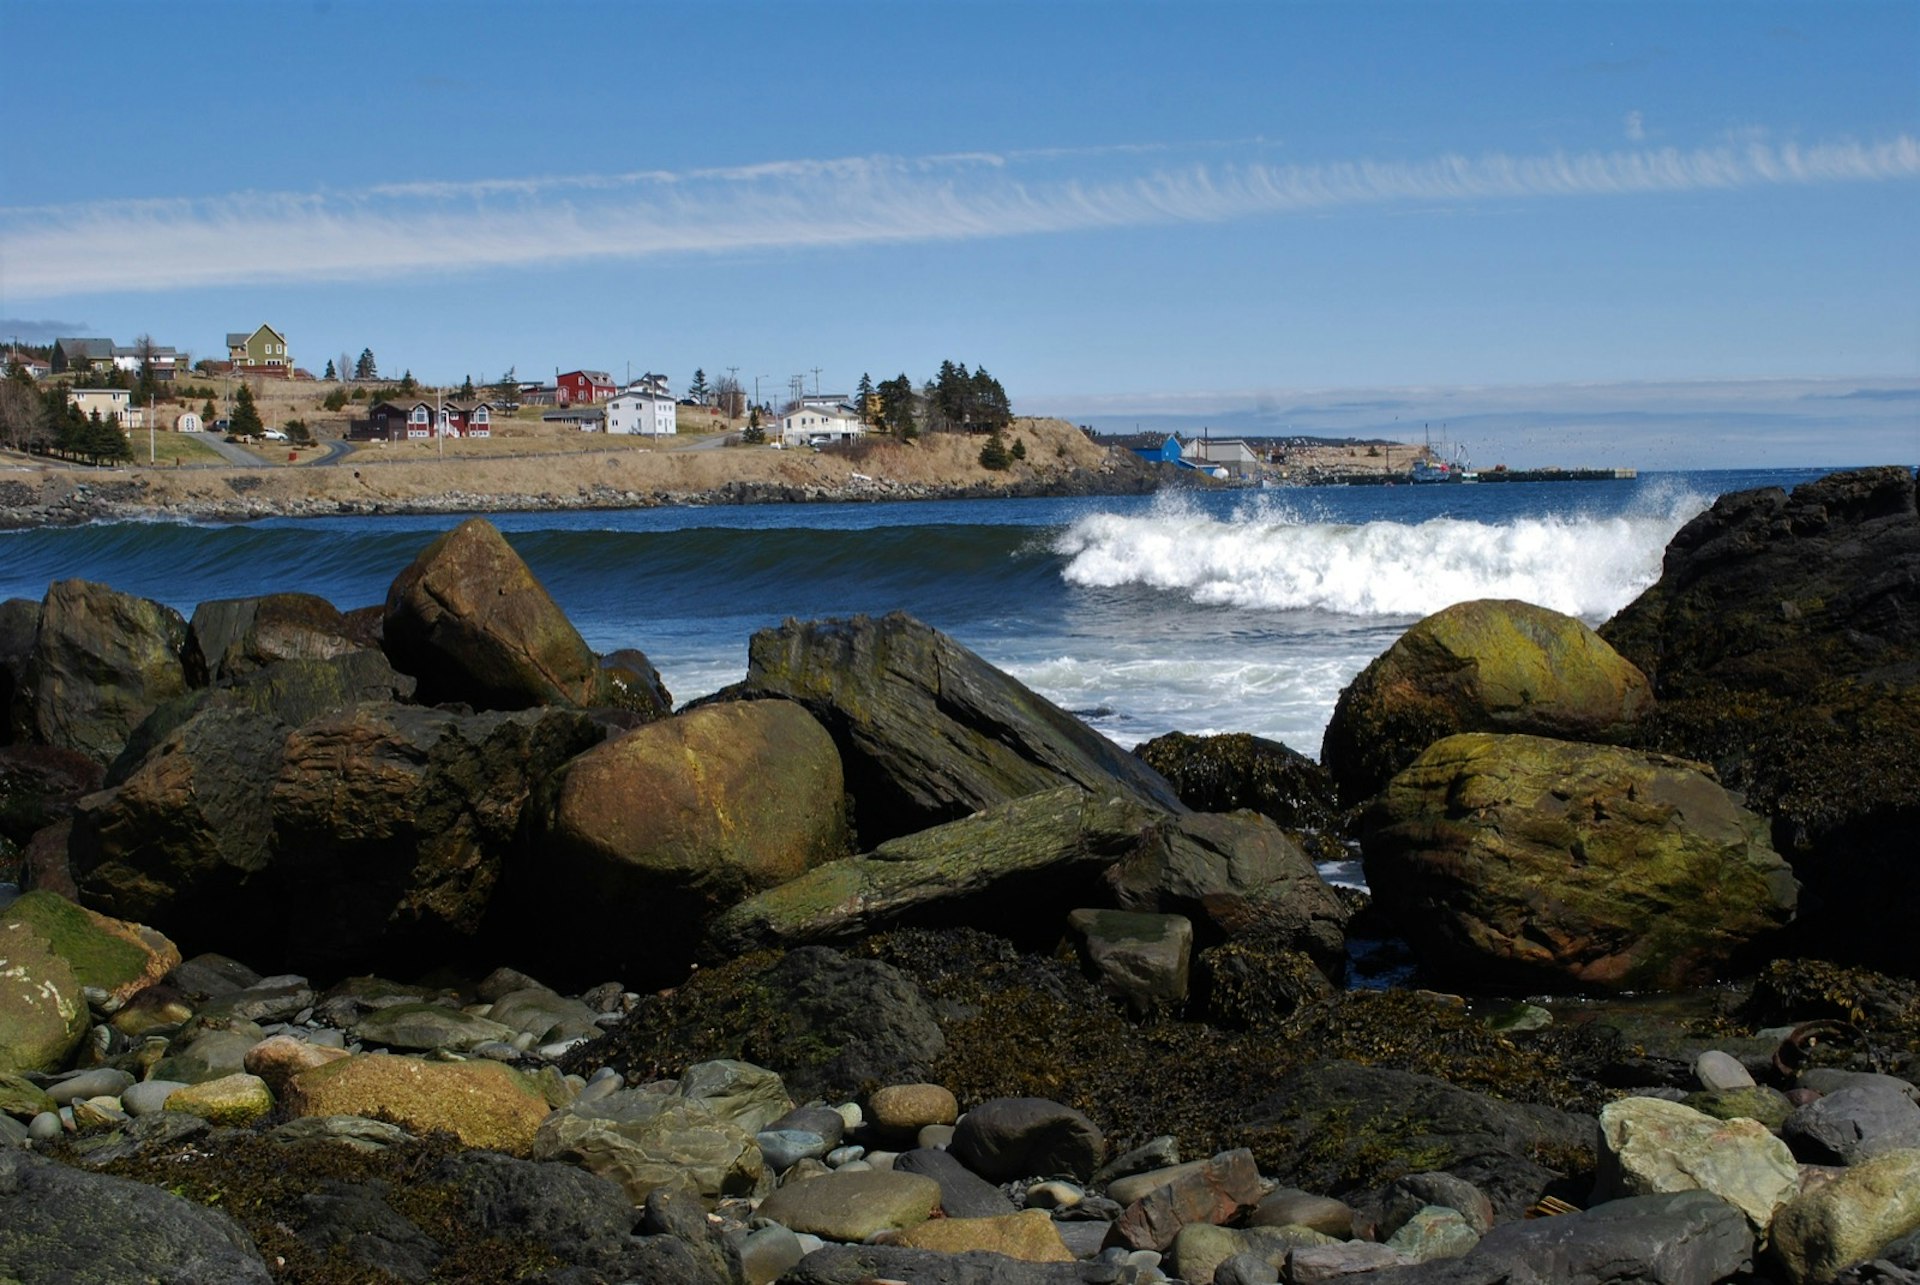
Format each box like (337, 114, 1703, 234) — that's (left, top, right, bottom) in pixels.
(323, 358, 337, 381)
(459, 375, 475, 400)
(743, 405, 766, 444)
(230, 383, 263, 437)
(201, 398, 217, 421)
(688, 369, 709, 404)
(494, 367, 518, 402)
(399, 370, 417, 396)
(978, 429, 1011, 470)
(354, 349, 377, 380)
(856, 372, 876, 426)
(1010, 436, 1026, 461)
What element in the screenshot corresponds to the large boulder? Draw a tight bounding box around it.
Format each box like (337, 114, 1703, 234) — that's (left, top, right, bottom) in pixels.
(1322, 598, 1653, 805)
(382, 516, 600, 709)
(719, 612, 1186, 843)
(1600, 466, 1920, 973)
(756, 1168, 940, 1241)
(1247, 1060, 1596, 1220)
(188, 592, 367, 682)
(0, 1148, 273, 1284)
(710, 788, 1348, 967)
(0, 597, 39, 745)
(22, 579, 190, 765)
(73, 701, 603, 974)
(283, 1053, 553, 1153)
(1770, 1147, 1920, 1285)
(532, 1092, 766, 1206)
(0, 917, 89, 1073)
(0, 889, 177, 1006)
(1362, 733, 1797, 992)
(708, 788, 1168, 955)
(529, 700, 847, 982)
(1594, 1097, 1798, 1231)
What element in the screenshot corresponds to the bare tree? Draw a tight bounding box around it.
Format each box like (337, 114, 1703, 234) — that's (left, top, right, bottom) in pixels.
(0, 369, 47, 450)
(338, 352, 354, 385)
(712, 373, 745, 419)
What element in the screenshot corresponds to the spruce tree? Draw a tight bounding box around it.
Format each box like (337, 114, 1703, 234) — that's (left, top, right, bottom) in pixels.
(323, 358, 337, 380)
(459, 375, 475, 400)
(230, 383, 263, 437)
(354, 349, 377, 380)
(689, 369, 709, 404)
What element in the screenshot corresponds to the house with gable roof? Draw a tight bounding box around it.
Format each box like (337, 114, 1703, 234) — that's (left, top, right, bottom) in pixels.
(226, 324, 291, 373)
(556, 370, 616, 406)
(51, 338, 116, 375)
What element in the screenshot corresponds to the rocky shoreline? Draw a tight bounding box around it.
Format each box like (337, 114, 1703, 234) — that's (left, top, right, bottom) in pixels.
(1, 466, 1916, 1284)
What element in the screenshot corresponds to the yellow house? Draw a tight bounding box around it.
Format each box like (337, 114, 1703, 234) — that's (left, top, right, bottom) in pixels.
(67, 387, 133, 429)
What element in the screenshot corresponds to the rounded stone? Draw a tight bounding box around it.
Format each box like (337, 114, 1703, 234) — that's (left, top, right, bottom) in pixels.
(868, 1083, 959, 1137)
(164, 1072, 275, 1126)
(1695, 1050, 1757, 1092)
(121, 1079, 190, 1117)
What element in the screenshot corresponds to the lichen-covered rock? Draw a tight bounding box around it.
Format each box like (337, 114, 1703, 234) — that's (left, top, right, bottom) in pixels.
(165, 1072, 275, 1126)
(1322, 598, 1653, 805)
(382, 516, 601, 710)
(283, 1053, 552, 1154)
(894, 1208, 1075, 1262)
(0, 918, 89, 1073)
(1067, 908, 1192, 1016)
(0, 889, 178, 1006)
(1770, 1148, 1920, 1285)
(533, 699, 846, 983)
(1595, 1096, 1798, 1231)
(720, 611, 1187, 844)
(23, 579, 190, 766)
(1362, 733, 1797, 992)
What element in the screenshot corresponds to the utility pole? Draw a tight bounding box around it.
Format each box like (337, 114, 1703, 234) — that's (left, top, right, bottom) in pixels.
(810, 366, 822, 396)
(755, 375, 768, 413)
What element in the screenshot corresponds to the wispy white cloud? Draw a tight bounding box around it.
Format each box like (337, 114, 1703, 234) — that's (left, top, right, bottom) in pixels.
(1624, 110, 1646, 141)
(5, 134, 1917, 299)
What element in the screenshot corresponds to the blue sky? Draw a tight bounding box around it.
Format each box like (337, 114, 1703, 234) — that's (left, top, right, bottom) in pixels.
(2, 0, 1915, 469)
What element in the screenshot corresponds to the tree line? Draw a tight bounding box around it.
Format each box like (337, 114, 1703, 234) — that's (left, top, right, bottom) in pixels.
(855, 360, 1012, 439)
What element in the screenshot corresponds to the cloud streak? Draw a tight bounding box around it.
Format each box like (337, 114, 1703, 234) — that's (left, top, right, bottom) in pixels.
(5, 134, 1917, 298)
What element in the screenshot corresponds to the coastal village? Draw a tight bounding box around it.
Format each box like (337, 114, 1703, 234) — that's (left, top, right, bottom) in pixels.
(1, 328, 1632, 511)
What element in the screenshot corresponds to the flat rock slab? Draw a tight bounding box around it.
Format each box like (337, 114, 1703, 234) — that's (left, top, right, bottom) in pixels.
(756, 1168, 941, 1242)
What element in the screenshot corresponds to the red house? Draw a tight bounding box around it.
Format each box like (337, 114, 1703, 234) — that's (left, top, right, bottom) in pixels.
(556, 369, 615, 406)
(347, 400, 492, 441)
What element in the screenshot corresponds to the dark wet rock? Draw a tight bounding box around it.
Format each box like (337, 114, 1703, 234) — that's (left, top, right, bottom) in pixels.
(528, 699, 846, 985)
(893, 1145, 1018, 1218)
(20, 579, 190, 766)
(382, 516, 601, 710)
(950, 1096, 1106, 1183)
(716, 611, 1186, 844)
(567, 945, 944, 1103)
(1783, 1082, 1920, 1165)
(0, 1146, 272, 1283)
(431, 1150, 642, 1270)
(105, 649, 416, 787)
(1322, 598, 1653, 806)
(1358, 1190, 1753, 1285)
(188, 591, 367, 682)
(1197, 933, 1336, 1028)
(293, 1177, 442, 1282)
(0, 744, 100, 860)
(1068, 908, 1192, 1016)
(1246, 1059, 1595, 1219)
(1601, 467, 1920, 973)
(597, 647, 673, 721)
(73, 700, 603, 974)
(783, 1242, 1152, 1284)
(1105, 808, 1350, 964)
(1361, 732, 1796, 992)
(1133, 730, 1339, 832)
(0, 597, 39, 746)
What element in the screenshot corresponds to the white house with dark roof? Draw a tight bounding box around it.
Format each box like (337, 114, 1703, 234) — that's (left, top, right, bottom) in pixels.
(780, 405, 865, 448)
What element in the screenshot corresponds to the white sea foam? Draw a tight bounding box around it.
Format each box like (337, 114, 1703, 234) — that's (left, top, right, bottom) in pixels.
(1053, 488, 1706, 622)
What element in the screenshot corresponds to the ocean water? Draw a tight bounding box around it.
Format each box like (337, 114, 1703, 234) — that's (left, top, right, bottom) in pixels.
(0, 468, 1832, 761)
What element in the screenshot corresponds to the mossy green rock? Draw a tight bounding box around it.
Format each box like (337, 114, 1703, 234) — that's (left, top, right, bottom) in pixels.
(1322, 598, 1652, 805)
(382, 516, 600, 710)
(0, 1069, 55, 1119)
(1363, 733, 1797, 992)
(532, 1093, 766, 1206)
(1770, 1147, 1920, 1285)
(755, 1168, 940, 1241)
(1684, 1085, 1794, 1130)
(0, 919, 89, 1073)
(164, 1072, 275, 1126)
(284, 1053, 553, 1154)
(0, 890, 178, 1006)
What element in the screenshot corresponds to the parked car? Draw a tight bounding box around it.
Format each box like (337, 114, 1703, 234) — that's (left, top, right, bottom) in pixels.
(260, 428, 288, 441)
(213, 419, 232, 433)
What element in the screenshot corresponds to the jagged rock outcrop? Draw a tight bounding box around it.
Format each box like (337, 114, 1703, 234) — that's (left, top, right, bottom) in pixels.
(20, 579, 190, 765)
(717, 612, 1186, 844)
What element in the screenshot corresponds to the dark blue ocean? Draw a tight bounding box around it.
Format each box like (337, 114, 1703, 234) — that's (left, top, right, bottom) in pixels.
(0, 469, 1832, 760)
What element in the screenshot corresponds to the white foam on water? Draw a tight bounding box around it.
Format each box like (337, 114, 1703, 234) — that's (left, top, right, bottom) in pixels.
(1053, 486, 1708, 623)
